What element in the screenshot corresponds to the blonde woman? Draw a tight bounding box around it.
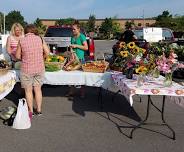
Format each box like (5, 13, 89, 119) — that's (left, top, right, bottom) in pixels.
(6, 23, 24, 61)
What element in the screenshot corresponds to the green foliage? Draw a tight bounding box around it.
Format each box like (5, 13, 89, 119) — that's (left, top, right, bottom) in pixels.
(154, 10, 184, 32)
(87, 14, 96, 32)
(5, 10, 27, 31)
(124, 21, 135, 29)
(155, 10, 173, 28)
(34, 18, 47, 36)
(112, 22, 121, 34)
(99, 18, 113, 39)
(55, 18, 75, 26)
(79, 22, 88, 31)
(149, 42, 184, 61)
(172, 16, 184, 32)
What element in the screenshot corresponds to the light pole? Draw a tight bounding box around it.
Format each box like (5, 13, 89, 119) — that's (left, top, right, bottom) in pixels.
(142, 9, 145, 27)
(3, 12, 5, 34)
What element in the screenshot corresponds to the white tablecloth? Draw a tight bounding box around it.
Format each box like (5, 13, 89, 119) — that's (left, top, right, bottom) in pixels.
(0, 70, 16, 100)
(112, 73, 184, 108)
(15, 70, 117, 91)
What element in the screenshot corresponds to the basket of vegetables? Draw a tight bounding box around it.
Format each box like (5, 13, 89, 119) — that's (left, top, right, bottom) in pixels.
(45, 55, 66, 72)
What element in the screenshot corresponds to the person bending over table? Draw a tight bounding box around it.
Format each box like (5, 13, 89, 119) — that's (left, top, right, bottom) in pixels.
(16, 24, 50, 120)
(66, 20, 88, 98)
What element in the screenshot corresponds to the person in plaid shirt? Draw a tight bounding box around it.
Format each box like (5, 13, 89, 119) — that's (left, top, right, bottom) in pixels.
(16, 24, 50, 120)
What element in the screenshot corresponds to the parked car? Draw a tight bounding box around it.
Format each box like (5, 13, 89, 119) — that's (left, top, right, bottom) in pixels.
(44, 25, 95, 60)
(173, 31, 184, 46)
(133, 27, 175, 43)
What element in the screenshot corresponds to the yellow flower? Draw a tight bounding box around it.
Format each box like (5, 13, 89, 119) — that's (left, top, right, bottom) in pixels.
(141, 48, 147, 54)
(135, 66, 148, 74)
(120, 51, 129, 57)
(127, 42, 136, 49)
(133, 47, 140, 54)
(119, 41, 126, 49)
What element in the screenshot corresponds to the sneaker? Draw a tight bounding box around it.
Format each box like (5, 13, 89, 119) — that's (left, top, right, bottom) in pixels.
(34, 111, 42, 116)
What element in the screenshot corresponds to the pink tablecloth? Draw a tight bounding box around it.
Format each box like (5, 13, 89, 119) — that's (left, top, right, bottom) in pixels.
(112, 73, 184, 108)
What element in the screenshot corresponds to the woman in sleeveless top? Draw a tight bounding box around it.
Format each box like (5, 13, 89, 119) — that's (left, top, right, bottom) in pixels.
(6, 23, 24, 61)
(16, 24, 50, 120)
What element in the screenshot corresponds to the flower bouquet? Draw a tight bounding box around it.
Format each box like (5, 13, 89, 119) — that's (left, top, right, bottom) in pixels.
(110, 41, 147, 74)
(156, 50, 184, 86)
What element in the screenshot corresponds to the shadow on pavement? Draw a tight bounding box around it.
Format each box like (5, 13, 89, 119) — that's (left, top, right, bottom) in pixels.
(5, 84, 143, 138)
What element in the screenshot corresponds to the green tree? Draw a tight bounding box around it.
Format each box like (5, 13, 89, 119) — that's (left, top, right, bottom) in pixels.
(5, 10, 27, 31)
(124, 21, 135, 29)
(112, 21, 121, 35)
(79, 22, 88, 31)
(172, 16, 184, 32)
(99, 18, 113, 39)
(55, 18, 75, 26)
(87, 14, 96, 32)
(34, 18, 47, 36)
(154, 10, 173, 28)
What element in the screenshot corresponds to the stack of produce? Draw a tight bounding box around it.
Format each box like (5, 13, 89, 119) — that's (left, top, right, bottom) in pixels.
(63, 51, 81, 71)
(45, 55, 66, 72)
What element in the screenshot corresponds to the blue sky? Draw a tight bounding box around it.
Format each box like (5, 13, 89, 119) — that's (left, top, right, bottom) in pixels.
(0, 0, 184, 23)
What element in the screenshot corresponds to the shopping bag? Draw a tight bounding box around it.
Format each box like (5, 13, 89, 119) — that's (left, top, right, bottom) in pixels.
(12, 98, 31, 129)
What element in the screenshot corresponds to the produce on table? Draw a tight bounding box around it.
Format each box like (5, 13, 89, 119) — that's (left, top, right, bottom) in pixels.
(82, 60, 109, 73)
(45, 55, 66, 72)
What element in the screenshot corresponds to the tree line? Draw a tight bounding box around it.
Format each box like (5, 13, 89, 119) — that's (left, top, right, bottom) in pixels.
(0, 10, 184, 38)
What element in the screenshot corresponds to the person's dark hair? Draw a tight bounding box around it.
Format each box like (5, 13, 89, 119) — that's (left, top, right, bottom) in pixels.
(25, 24, 38, 35)
(72, 20, 80, 29)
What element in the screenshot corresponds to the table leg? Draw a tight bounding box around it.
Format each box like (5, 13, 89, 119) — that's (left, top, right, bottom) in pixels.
(130, 95, 175, 140)
(98, 87, 103, 110)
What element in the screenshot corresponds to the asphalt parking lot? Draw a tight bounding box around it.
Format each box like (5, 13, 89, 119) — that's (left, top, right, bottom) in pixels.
(0, 40, 184, 152)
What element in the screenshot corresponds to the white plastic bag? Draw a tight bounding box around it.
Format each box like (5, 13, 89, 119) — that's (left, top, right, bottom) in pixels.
(12, 98, 31, 129)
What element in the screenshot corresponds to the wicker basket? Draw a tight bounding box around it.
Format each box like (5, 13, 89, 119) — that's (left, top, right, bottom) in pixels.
(45, 59, 66, 72)
(82, 61, 109, 73)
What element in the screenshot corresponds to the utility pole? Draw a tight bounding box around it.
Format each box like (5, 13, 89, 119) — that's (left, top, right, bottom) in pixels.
(3, 12, 5, 34)
(143, 9, 145, 27)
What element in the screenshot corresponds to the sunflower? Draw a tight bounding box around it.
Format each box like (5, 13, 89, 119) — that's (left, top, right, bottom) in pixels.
(127, 42, 136, 49)
(135, 66, 148, 74)
(119, 41, 126, 49)
(133, 47, 140, 54)
(141, 48, 147, 54)
(120, 51, 129, 57)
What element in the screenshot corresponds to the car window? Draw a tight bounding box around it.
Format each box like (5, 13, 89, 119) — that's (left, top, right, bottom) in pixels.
(162, 29, 173, 40)
(133, 30, 143, 39)
(45, 28, 73, 37)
